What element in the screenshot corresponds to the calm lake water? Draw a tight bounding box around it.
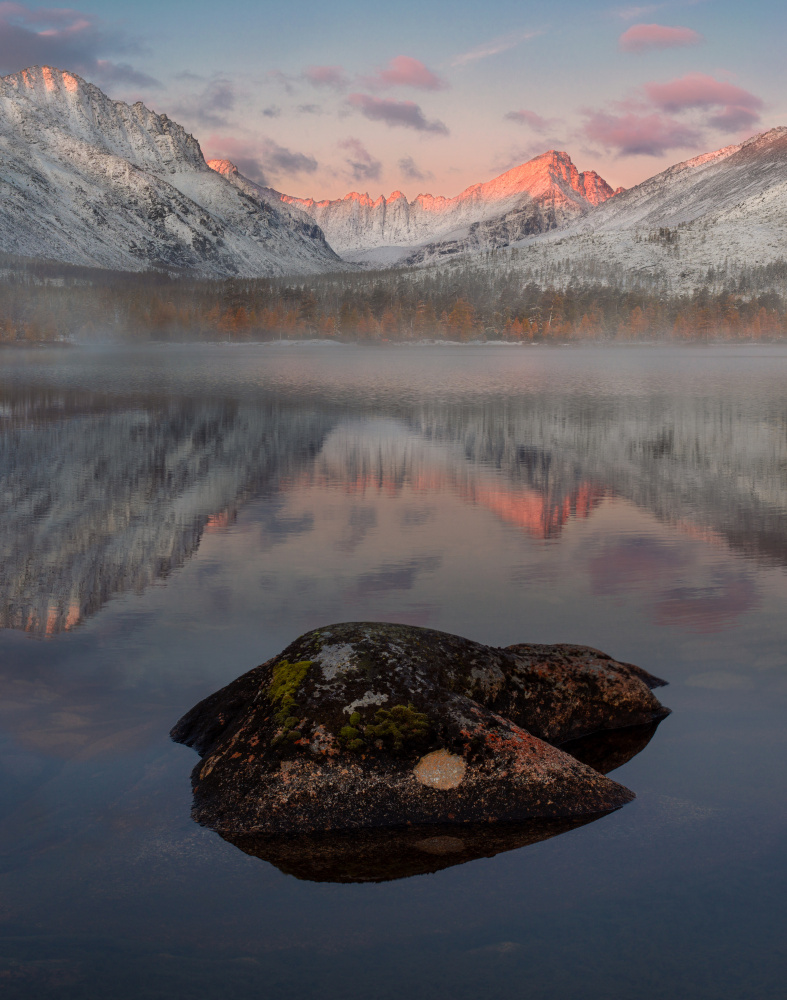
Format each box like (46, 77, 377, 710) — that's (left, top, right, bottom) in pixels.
(0, 343, 785, 999)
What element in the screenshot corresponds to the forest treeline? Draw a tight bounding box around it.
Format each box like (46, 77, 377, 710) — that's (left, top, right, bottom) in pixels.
(2, 255, 787, 344)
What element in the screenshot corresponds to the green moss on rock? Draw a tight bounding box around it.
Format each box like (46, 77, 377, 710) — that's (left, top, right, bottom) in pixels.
(268, 658, 311, 726)
(369, 703, 430, 752)
(339, 702, 431, 754)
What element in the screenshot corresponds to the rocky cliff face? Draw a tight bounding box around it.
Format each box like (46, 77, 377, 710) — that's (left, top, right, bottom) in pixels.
(0, 66, 342, 276)
(272, 151, 615, 260)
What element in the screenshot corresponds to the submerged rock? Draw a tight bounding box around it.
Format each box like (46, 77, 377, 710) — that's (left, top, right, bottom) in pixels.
(172, 622, 669, 851)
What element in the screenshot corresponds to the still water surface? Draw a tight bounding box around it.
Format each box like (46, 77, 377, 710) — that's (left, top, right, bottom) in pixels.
(0, 344, 785, 998)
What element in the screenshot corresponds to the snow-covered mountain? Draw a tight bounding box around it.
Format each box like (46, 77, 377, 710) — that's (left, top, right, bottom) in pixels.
(486, 128, 787, 292)
(269, 151, 615, 265)
(0, 66, 342, 276)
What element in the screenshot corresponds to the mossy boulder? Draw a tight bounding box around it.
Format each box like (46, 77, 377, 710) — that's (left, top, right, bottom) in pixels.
(171, 622, 669, 843)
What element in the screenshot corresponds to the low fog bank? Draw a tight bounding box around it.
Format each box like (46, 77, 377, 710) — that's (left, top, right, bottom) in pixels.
(2, 252, 787, 346)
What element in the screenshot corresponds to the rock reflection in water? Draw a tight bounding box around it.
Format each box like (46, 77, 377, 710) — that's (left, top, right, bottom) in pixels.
(558, 719, 666, 776)
(208, 718, 668, 884)
(224, 817, 602, 884)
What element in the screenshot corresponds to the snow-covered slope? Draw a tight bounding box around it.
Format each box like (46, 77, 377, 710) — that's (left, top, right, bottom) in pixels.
(207, 158, 324, 231)
(272, 151, 615, 261)
(0, 66, 343, 276)
(492, 128, 787, 291)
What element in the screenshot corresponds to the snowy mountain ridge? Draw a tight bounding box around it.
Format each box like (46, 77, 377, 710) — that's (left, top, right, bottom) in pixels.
(267, 150, 616, 263)
(3, 64, 787, 290)
(486, 126, 787, 292)
(0, 66, 342, 276)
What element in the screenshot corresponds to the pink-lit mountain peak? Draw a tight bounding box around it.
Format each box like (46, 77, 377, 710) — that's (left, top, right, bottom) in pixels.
(271, 149, 616, 257)
(207, 158, 239, 177)
(286, 149, 613, 218)
(5, 64, 83, 98)
(440, 149, 615, 209)
(3, 64, 207, 172)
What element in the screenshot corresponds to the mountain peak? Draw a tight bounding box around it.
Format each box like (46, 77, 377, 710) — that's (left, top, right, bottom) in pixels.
(270, 148, 614, 257)
(207, 159, 239, 177)
(5, 64, 83, 92)
(2, 64, 208, 174)
(0, 67, 342, 275)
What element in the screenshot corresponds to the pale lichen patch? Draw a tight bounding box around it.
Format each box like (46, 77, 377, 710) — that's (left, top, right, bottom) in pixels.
(413, 749, 466, 790)
(317, 644, 358, 680)
(343, 690, 389, 714)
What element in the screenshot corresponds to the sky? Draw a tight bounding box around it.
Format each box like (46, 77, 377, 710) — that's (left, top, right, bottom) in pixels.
(0, 1, 785, 200)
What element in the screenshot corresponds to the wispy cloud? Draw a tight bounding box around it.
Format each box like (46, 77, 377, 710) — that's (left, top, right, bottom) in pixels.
(347, 93, 449, 134)
(582, 71, 764, 156)
(645, 73, 763, 115)
(303, 64, 350, 90)
(504, 109, 561, 133)
(339, 137, 381, 183)
(583, 109, 701, 155)
(646, 73, 764, 134)
(173, 76, 235, 127)
(612, 0, 710, 22)
(399, 155, 433, 182)
(613, 4, 663, 21)
(450, 29, 543, 67)
(263, 138, 318, 176)
(619, 23, 704, 52)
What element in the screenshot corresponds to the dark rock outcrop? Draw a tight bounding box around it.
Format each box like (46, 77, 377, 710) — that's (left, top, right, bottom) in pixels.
(172, 623, 669, 863)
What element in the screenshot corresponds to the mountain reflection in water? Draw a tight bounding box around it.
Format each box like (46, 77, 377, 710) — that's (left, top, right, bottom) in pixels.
(0, 346, 785, 1000)
(1, 353, 785, 637)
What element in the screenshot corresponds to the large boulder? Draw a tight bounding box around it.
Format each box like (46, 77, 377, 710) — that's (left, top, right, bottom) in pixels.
(172, 623, 669, 853)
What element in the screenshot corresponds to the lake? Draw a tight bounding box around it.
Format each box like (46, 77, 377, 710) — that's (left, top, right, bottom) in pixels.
(0, 343, 785, 999)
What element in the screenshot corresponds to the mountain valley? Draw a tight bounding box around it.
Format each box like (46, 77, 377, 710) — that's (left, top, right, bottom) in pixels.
(2, 65, 787, 298)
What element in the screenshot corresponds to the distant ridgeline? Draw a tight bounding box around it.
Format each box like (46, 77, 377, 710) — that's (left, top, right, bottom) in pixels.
(2, 254, 787, 344)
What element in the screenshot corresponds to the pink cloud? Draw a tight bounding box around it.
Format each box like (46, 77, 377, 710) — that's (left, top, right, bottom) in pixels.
(645, 73, 763, 134)
(708, 106, 761, 132)
(645, 73, 763, 113)
(619, 24, 703, 52)
(347, 93, 449, 134)
(361, 55, 446, 91)
(583, 109, 701, 156)
(303, 65, 350, 90)
(504, 109, 558, 133)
